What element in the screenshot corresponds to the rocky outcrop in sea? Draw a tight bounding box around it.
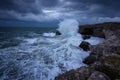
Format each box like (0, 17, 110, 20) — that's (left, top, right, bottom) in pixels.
(55, 22, 120, 80)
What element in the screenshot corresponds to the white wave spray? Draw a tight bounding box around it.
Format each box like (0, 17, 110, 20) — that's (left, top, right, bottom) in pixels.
(0, 19, 105, 80)
(57, 19, 79, 36)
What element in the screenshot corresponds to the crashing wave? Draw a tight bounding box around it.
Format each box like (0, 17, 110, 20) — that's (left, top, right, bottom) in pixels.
(0, 19, 105, 80)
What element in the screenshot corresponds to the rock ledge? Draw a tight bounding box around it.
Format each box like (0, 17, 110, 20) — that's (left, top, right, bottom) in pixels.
(55, 22, 120, 80)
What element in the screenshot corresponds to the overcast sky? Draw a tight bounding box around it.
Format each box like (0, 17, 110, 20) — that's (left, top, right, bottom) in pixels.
(0, 0, 120, 27)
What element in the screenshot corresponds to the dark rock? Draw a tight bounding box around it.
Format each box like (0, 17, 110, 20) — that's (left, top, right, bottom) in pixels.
(82, 23, 120, 80)
(56, 31, 61, 35)
(55, 66, 94, 80)
(91, 54, 120, 80)
(83, 54, 97, 65)
(89, 28, 120, 57)
(103, 29, 114, 39)
(82, 35, 91, 40)
(80, 27, 94, 35)
(88, 71, 110, 80)
(80, 22, 120, 57)
(90, 45, 120, 56)
(79, 41, 90, 51)
(79, 22, 120, 38)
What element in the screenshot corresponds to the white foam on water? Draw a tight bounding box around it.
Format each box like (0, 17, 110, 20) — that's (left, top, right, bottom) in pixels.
(85, 37, 105, 45)
(24, 38, 38, 44)
(42, 32, 56, 37)
(0, 19, 105, 80)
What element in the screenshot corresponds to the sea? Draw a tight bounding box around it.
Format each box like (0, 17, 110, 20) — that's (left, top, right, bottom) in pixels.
(0, 20, 105, 80)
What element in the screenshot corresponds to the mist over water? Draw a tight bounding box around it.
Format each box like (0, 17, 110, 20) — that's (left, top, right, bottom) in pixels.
(0, 19, 104, 80)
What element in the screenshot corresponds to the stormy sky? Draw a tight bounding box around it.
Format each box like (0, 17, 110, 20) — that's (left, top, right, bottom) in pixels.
(0, 0, 120, 27)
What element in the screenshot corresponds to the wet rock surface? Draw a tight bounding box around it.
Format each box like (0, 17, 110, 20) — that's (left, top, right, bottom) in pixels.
(91, 54, 120, 80)
(56, 31, 61, 35)
(88, 71, 110, 80)
(83, 54, 97, 65)
(79, 41, 90, 51)
(55, 66, 94, 80)
(55, 22, 120, 80)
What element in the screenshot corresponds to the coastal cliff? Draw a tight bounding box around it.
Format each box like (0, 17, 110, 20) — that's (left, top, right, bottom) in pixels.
(55, 22, 120, 80)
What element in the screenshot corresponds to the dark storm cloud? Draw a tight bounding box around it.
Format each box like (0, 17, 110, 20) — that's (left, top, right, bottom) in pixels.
(0, 0, 120, 23)
(40, 0, 59, 7)
(68, 0, 120, 17)
(0, 10, 17, 20)
(0, 0, 41, 14)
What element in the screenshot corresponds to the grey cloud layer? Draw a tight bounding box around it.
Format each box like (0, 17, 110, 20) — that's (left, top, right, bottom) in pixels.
(0, 0, 120, 23)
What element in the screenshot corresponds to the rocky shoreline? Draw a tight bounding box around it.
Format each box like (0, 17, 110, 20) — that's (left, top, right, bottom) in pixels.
(55, 22, 120, 80)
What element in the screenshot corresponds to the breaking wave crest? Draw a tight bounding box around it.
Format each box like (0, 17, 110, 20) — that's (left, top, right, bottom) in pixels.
(0, 19, 104, 80)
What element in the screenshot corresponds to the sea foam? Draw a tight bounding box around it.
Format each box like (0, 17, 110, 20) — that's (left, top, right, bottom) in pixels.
(57, 19, 79, 36)
(0, 19, 105, 80)
(43, 32, 56, 37)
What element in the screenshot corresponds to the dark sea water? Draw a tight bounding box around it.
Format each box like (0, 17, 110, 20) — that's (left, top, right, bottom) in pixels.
(0, 27, 59, 80)
(0, 27, 104, 80)
(0, 27, 57, 49)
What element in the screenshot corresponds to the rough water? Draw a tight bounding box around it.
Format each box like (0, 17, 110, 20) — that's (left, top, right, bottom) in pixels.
(0, 20, 105, 80)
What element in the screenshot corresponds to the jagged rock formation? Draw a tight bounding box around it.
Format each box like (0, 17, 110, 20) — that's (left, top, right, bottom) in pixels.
(78, 22, 120, 38)
(55, 22, 120, 80)
(87, 71, 110, 80)
(91, 54, 120, 80)
(79, 41, 90, 51)
(84, 22, 120, 64)
(55, 66, 94, 80)
(55, 66, 110, 80)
